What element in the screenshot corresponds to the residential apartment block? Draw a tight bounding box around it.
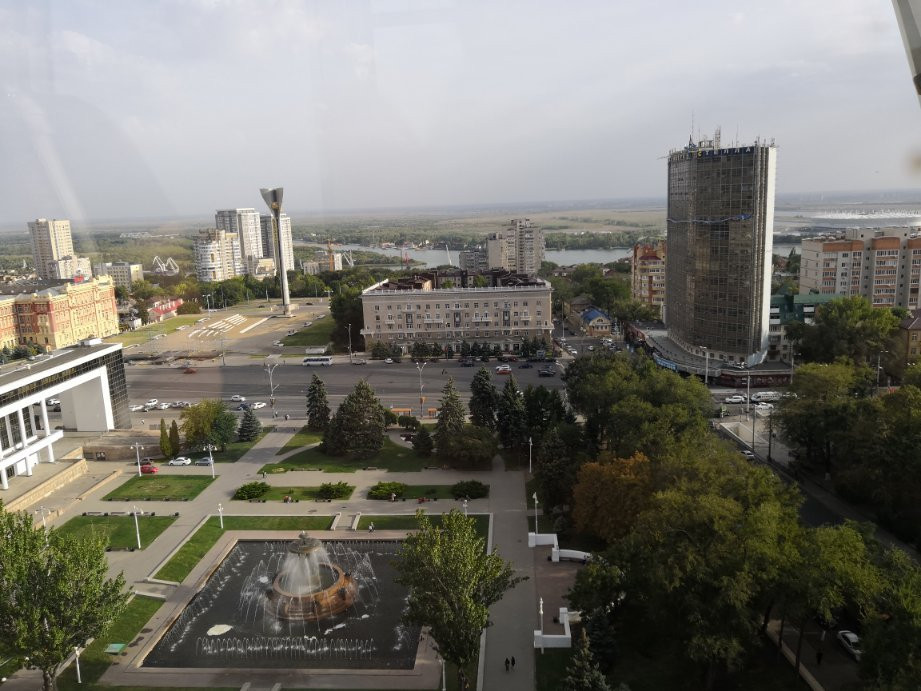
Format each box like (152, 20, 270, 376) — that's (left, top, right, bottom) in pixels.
(195, 229, 243, 282)
(485, 219, 545, 276)
(902, 309, 921, 363)
(215, 208, 263, 261)
(360, 270, 552, 352)
(665, 135, 776, 367)
(260, 212, 294, 275)
(631, 240, 666, 317)
(768, 292, 841, 363)
(799, 227, 921, 309)
(28, 218, 92, 281)
(459, 248, 489, 273)
(92, 261, 144, 289)
(0, 277, 118, 351)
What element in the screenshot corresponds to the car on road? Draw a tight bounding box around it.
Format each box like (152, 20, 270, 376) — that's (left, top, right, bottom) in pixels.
(724, 395, 746, 404)
(183, 367, 197, 374)
(139, 457, 155, 466)
(46, 397, 61, 406)
(836, 630, 862, 662)
(273, 340, 284, 347)
(129, 404, 145, 412)
(146, 399, 159, 406)
(194, 457, 213, 466)
(518, 362, 533, 369)
(740, 449, 756, 460)
(251, 401, 267, 409)
(140, 464, 159, 474)
(459, 358, 475, 367)
(157, 402, 171, 410)
(495, 365, 512, 374)
(303, 321, 313, 327)
(231, 394, 246, 402)
(538, 368, 556, 377)
(385, 358, 394, 364)
(754, 402, 774, 411)
(168, 456, 192, 466)
(352, 359, 367, 365)
(237, 403, 251, 411)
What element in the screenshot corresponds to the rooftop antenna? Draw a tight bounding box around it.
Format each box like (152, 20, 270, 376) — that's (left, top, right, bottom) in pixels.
(714, 126, 721, 149)
(735, 124, 739, 147)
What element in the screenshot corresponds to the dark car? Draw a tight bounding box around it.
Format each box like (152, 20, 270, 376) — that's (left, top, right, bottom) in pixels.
(538, 368, 556, 377)
(459, 359, 475, 367)
(400, 432, 415, 442)
(237, 403, 251, 411)
(194, 457, 213, 466)
(518, 362, 534, 369)
(139, 457, 155, 466)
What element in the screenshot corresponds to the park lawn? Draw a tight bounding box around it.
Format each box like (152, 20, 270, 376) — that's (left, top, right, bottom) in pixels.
(56, 595, 163, 691)
(536, 647, 573, 691)
(356, 513, 489, 541)
(55, 515, 177, 550)
(282, 318, 335, 347)
(154, 515, 333, 582)
(261, 437, 427, 474)
(367, 485, 455, 500)
(276, 425, 323, 455)
(104, 315, 202, 346)
(103, 475, 214, 502)
(257, 485, 356, 501)
(211, 426, 274, 463)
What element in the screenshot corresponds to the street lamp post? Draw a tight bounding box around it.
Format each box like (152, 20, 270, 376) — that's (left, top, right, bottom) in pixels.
(35, 505, 49, 528)
(876, 350, 889, 394)
(74, 646, 82, 684)
(415, 361, 427, 419)
(462, 499, 468, 517)
(264, 362, 280, 405)
(203, 294, 212, 312)
(205, 444, 216, 479)
(539, 596, 545, 654)
(532, 492, 539, 534)
(347, 323, 353, 363)
(132, 506, 141, 550)
(528, 436, 533, 474)
(130, 442, 144, 478)
(218, 503, 224, 530)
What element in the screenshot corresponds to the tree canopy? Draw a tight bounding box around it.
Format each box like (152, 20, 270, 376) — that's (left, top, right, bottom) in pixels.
(305, 374, 331, 432)
(323, 379, 385, 458)
(180, 399, 237, 451)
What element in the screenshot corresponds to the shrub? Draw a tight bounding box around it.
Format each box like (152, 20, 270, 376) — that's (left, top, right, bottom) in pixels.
(368, 481, 407, 500)
(317, 482, 352, 500)
(233, 481, 270, 500)
(398, 414, 420, 431)
(451, 480, 489, 500)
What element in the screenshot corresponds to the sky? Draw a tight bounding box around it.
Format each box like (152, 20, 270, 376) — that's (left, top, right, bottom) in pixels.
(1, 0, 920, 226)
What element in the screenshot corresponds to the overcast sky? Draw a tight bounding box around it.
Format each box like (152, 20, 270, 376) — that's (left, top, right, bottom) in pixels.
(1, 0, 919, 226)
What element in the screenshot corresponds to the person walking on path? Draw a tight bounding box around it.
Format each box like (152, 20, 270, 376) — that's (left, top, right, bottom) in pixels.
(511, 656, 516, 670)
(504, 658, 510, 672)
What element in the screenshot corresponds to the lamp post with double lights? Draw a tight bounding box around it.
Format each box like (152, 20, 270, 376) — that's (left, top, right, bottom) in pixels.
(528, 436, 533, 474)
(132, 506, 142, 550)
(218, 503, 224, 530)
(532, 492, 539, 534)
(264, 362, 280, 408)
(876, 350, 889, 394)
(130, 442, 144, 477)
(34, 505, 50, 528)
(205, 444, 216, 478)
(74, 646, 82, 684)
(415, 360, 427, 420)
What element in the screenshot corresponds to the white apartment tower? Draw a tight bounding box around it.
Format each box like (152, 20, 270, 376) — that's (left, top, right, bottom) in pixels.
(29, 218, 75, 279)
(195, 229, 243, 282)
(260, 212, 294, 275)
(485, 219, 545, 276)
(215, 208, 263, 262)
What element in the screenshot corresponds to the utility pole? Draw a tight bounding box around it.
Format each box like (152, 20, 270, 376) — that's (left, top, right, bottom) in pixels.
(264, 362, 280, 408)
(348, 323, 353, 363)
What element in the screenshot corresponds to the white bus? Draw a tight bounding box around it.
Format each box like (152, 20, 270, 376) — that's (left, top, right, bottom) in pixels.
(302, 356, 333, 367)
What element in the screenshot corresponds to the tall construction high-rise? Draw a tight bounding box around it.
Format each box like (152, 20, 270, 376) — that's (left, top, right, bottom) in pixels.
(665, 133, 776, 367)
(215, 208, 263, 262)
(260, 212, 294, 273)
(485, 219, 544, 276)
(28, 218, 92, 280)
(195, 229, 243, 282)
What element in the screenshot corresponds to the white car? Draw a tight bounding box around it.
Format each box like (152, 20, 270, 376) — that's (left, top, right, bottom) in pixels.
(157, 402, 171, 410)
(146, 399, 159, 406)
(495, 365, 512, 374)
(837, 630, 862, 662)
(385, 358, 394, 364)
(273, 340, 284, 347)
(587, 345, 595, 351)
(315, 314, 325, 319)
(168, 456, 192, 466)
(724, 395, 746, 404)
(46, 397, 61, 406)
(303, 321, 313, 327)
(741, 449, 756, 460)
(251, 401, 267, 409)
(231, 394, 246, 402)
(129, 404, 145, 412)
(754, 402, 774, 411)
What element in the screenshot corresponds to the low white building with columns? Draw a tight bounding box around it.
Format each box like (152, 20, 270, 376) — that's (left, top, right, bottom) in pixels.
(0, 342, 129, 491)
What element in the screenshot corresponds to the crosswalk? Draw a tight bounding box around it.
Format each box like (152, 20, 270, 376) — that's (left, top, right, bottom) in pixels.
(188, 313, 247, 339)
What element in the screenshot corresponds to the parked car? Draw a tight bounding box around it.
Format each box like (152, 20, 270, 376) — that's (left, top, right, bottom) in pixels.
(495, 365, 512, 375)
(140, 464, 159, 474)
(237, 403, 251, 411)
(231, 394, 246, 402)
(518, 362, 534, 369)
(352, 359, 367, 365)
(146, 398, 159, 406)
(384, 358, 394, 364)
(587, 345, 595, 351)
(303, 321, 313, 327)
(157, 402, 171, 410)
(129, 404, 145, 412)
(538, 368, 556, 377)
(272, 340, 284, 347)
(168, 456, 192, 466)
(754, 403, 774, 411)
(251, 401, 267, 409)
(724, 395, 746, 404)
(741, 449, 756, 460)
(315, 314, 325, 319)
(46, 397, 61, 406)
(836, 630, 862, 662)
(400, 432, 415, 442)
(194, 457, 213, 466)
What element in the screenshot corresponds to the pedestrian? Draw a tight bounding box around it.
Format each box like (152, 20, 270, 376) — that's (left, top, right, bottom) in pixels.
(284, 413, 289, 421)
(511, 656, 516, 670)
(369, 522, 375, 533)
(504, 658, 510, 672)
(262, 471, 266, 479)
(441, 368, 446, 375)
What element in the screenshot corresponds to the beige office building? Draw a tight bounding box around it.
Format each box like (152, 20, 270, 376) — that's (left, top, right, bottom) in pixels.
(93, 262, 144, 289)
(631, 240, 666, 317)
(195, 229, 243, 282)
(361, 271, 552, 352)
(28, 218, 93, 280)
(799, 227, 921, 309)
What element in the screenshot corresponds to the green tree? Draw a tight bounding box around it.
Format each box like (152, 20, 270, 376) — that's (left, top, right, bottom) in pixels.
(535, 426, 580, 511)
(468, 367, 498, 429)
(563, 630, 612, 691)
(434, 378, 466, 457)
(413, 425, 433, 457)
(323, 379, 385, 458)
(305, 374, 331, 432)
(159, 418, 173, 458)
(394, 510, 525, 690)
(496, 377, 527, 453)
(180, 399, 237, 451)
(176, 301, 201, 314)
(0, 507, 129, 691)
(237, 407, 262, 442)
(439, 427, 498, 469)
(169, 420, 181, 456)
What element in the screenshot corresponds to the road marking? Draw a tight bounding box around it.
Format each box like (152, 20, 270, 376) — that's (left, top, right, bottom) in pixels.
(239, 317, 270, 334)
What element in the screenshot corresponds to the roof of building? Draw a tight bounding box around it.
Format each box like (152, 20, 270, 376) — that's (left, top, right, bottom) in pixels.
(0, 277, 112, 298)
(364, 269, 547, 294)
(0, 343, 123, 395)
(581, 307, 610, 323)
(901, 308, 921, 331)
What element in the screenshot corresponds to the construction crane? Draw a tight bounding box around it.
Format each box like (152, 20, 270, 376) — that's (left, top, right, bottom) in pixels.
(444, 243, 454, 267)
(151, 256, 179, 274)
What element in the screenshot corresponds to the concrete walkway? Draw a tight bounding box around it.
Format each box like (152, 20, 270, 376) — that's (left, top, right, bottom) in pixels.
(4, 428, 543, 690)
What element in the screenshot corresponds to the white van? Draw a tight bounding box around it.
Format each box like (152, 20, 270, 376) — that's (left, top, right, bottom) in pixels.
(751, 391, 781, 403)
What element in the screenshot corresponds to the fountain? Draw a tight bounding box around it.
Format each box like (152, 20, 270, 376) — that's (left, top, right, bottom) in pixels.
(144, 535, 420, 670)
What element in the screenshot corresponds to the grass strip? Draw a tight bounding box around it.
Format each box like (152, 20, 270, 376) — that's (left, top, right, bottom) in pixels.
(55, 515, 178, 550)
(103, 476, 214, 502)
